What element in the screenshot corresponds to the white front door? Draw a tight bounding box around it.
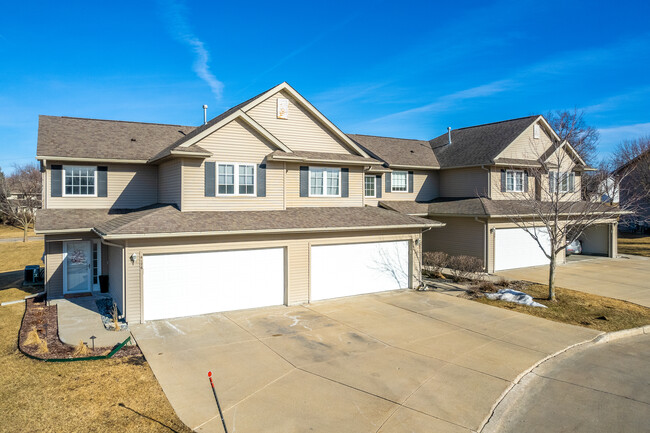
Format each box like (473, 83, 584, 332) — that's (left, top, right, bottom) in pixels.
(310, 241, 410, 301)
(64, 241, 92, 293)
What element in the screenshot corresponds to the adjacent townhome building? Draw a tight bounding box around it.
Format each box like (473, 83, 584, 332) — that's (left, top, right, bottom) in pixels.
(35, 82, 622, 323)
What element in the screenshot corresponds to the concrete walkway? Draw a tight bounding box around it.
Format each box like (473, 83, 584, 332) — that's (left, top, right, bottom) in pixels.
(484, 332, 650, 433)
(132, 290, 600, 433)
(497, 255, 650, 307)
(51, 296, 132, 347)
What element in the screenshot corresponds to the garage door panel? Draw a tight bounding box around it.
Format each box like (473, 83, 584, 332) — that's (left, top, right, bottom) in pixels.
(143, 248, 284, 321)
(311, 241, 409, 301)
(495, 228, 550, 271)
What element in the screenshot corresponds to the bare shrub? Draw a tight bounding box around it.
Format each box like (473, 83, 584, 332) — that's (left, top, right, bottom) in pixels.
(447, 255, 484, 282)
(112, 303, 120, 331)
(24, 327, 41, 346)
(495, 277, 510, 287)
(37, 339, 49, 354)
(423, 251, 449, 277)
(73, 340, 91, 357)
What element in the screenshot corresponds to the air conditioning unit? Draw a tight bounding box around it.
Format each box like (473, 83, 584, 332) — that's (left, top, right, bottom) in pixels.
(24, 265, 41, 284)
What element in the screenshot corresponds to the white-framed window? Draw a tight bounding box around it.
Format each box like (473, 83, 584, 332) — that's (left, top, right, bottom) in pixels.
(217, 163, 255, 196)
(506, 170, 525, 192)
(533, 124, 541, 139)
(309, 167, 340, 197)
(364, 175, 375, 197)
(63, 166, 97, 196)
(391, 171, 407, 192)
(550, 171, 572, 193)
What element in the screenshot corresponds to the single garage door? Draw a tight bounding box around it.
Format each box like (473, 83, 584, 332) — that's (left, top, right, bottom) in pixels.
(143, 248, 284, 321)
(311, 241, 410, 301)
(495, 228, 551, 271)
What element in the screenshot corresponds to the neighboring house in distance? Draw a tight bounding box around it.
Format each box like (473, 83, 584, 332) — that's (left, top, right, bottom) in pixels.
(35, 82, 442, 324)
(614, 149, 650, 233)
(351, 115, 621, 272)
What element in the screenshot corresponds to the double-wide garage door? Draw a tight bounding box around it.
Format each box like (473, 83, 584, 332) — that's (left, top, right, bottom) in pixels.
(142, 240, 411, 321)
(311, 241, 410, 301)
(143, 248, 285, 321)
(494, 228, 551, 271)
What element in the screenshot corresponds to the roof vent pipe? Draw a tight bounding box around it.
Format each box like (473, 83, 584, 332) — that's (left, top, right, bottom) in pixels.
(202, 105, 208, 125)
(447, 127, 452, 146)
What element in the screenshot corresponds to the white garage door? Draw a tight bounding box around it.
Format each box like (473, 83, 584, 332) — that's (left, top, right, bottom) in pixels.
(143, 248, 284, 321)
(311, 241, 410, 301)
(495, 228, 551, 271)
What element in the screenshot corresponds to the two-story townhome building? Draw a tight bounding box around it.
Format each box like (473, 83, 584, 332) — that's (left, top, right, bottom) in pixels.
(35, 82, 622, 324)
(35, 82, 443, 324)
(351, 115, 622, 273)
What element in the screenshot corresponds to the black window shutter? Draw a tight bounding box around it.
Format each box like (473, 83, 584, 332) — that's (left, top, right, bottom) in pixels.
(385, 172, 391, 193)
(408, 171, 414, 193)
(97, 166, 108, 197)
(341, 168, 349, 198)
(299, 166, 309, 197)
(569, 172, 575, 192)
(524, 171, 529, 193)
(204, 162, 215, 197)
(500, 169, 506, 192)
(376, 175, 382, 198)
(257, 163, 266, 197)
(51, 165, 62, 197)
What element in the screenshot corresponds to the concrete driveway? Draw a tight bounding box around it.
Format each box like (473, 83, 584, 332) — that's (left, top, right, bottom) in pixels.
(132, 290, 600, 433)
(485, 332, 650, 433)
(497, 255, 650, 307)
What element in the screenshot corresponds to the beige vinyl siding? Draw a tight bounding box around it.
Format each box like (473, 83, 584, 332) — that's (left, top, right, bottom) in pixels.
(365, 171, 439, 207)
(439, 167, 488, 198)
(158, 159, 182, 206)
(497, 121, 554, 161)
(108, 245, 124, 314)
(182, 118, 285, 211)
(539, 170, 582, 202)
(123, 229, 420, 323)
(246, 90, 355, 154)
(422, 217, 485, 264)
(46, 162, 158, 209)
(45, 239, 63, 298)
(285, 164, 363, 207)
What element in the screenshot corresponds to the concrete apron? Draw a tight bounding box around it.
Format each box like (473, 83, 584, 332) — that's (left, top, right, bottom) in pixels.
(131, 290, 601, 433)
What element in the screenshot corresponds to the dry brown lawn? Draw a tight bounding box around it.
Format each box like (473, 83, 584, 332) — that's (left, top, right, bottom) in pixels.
(0, 303, 192, 432)
(0, 240, 44, 272)
(474, 283, 650, 332)
(0, 224, 36, 239)
(618, 233, 650, 257)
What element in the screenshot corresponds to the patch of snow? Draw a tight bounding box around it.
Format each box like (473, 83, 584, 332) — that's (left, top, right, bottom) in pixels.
(485, 289, 548, 308)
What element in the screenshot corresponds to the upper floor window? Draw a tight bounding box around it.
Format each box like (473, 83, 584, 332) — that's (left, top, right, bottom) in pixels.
(506, 170, 524, 192)
(64, 166, 96, 196)
(218, 163, 255, 195)
(391, 171, 408, 192)
(533, 124, 541, 139)
(550, 171, 573, 193)
(364, 175, 375, 197)
(309, 167, 340, 197)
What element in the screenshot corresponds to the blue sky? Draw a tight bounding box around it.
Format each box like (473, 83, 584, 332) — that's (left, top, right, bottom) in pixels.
(1, 0, 649, 173)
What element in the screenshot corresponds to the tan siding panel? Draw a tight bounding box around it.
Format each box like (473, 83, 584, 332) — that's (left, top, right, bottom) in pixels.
(246, 90, 354, 154)
(285, 164, 363, 207)
(158, 159, 182, 206)
(423, 217, 485, 261)
(46, 240, 63, 298)
(124, 246, 142, 323)
(366, 171, 439, 207)
(108, 245, 124, 314)
(498, 122, 553, 160)
(439, 168, 488, 198)
(182, 119, 285, 211)
(46, 163, 158, 209)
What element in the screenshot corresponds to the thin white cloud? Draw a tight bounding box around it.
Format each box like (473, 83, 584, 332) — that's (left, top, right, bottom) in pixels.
(598, 122, 650, 147)
(582, 87, 650, 114)
(159, 0, 223, 100)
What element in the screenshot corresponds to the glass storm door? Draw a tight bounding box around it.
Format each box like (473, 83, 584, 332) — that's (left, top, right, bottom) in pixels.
(65, 241, 91, 293)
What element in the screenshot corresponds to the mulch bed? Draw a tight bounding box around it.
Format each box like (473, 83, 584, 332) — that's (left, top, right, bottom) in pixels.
(18, 295, 142, 360)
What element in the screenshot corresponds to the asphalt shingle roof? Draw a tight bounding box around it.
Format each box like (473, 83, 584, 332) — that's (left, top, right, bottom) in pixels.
(348, 134, 440, 168)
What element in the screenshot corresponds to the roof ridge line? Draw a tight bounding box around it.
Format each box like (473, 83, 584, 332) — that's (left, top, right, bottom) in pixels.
(437, 115, 540, 135)
(348, 133, 426, 142)
(43, 115, 195, 128)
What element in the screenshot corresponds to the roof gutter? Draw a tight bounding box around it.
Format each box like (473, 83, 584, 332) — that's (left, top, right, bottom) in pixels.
(37, 156, 148, 164)
(35, 228, 94, 235)
(268, 155, 383, 166)
(97, 222, 445, 240)
(387, 164, 440, 170)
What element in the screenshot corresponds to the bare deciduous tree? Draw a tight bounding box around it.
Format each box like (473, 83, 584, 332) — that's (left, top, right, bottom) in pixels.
(501, 141, 630, 301)
(610, 136, 650, 231)
(546, 109, 599, 166)
(0, 163, 42, 242)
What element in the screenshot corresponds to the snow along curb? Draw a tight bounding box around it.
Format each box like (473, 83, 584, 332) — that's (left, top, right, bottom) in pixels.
(479, 325, 650, 433)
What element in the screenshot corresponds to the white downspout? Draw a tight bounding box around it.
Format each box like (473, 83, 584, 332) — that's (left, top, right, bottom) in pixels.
(99, 237, 126, 320)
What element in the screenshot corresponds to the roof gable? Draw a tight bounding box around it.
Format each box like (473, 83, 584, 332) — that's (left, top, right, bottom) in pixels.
(430, 115, 539, 168)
